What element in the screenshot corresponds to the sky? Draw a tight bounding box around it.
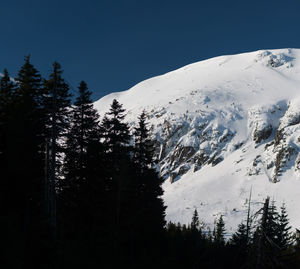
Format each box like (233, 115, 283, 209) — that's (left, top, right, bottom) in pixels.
(1, 0, 300, 101)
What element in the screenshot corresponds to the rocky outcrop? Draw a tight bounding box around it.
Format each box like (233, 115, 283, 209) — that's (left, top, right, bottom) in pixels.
(253, 124, 273, 144)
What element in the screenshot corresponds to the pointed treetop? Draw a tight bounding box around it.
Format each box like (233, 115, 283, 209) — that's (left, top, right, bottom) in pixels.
(108, 99, 126, 119)
(0, 68, 14, 104)
(53, 61, 62, 73)
(0, 69, 12, 87)
(191, 209, 200, 230)
(75, 81, 93, 106)
(24, 54, 31, 64)
(3, 68, 9, 78)
(214, 215, 226, 245)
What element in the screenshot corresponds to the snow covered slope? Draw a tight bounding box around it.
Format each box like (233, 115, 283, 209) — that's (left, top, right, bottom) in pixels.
(95, 49, 300, 232)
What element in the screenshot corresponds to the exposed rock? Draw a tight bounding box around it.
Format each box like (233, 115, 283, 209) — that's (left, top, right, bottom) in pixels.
(274, 147, 285, 181)
(170, 164, 190, 183)
(253, 124, 272, 143)
(170, 146, 196, 168)
(193, 152, 209, 172)
(296, 154, 300, 171)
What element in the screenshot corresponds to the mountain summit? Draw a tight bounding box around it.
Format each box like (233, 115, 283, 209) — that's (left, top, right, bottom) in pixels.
(95, 49, 300, 231)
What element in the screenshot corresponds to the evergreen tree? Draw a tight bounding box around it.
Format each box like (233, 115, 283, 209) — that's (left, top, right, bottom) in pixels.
(133, 111, 166, 237)
(58, 81, 103, 268)
(43, 61, 72, 243)
(101, 99, 130, 160)
(250, 198, 283, 269)
(276, 203, 292, 250)
(43, 61, 72, 162)
(7, 56, 49, 268)
(265, 200, 279, 245)
(0, 69, 15, 267)
(63, 80, 100, 188)
(100, 99, 131, 264)
(230, 222, 249, 268)
(191, 209, 200, 231)
(213, 215, 226, 245)
(231, 222, 248, 247)
(133, 110, 153, 169)
(0, 69, 14, 106)
(61, 80, 100, 214)
(12, 55, 45, 209)
(0, 69, 14, 183)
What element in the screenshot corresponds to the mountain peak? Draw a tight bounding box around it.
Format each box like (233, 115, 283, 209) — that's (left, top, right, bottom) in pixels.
(95, 48, 300, 231)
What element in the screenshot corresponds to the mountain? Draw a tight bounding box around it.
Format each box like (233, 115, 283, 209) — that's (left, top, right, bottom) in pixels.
(94, 48, 300, 233)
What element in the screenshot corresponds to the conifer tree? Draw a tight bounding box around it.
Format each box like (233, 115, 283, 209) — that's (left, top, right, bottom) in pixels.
(231, 222, 248, 247)
(191, 209, 200, 231)
(8, 56, 47, 268)
(0, 69, 14, 106)
(101, 99, 130, 160)
(213, 215, 226, 245)
(251, 198, 283, 268)
(230, 222, 249, 268)
(265, 200, 279, 244)
(0, 69, 15, 249)
(63, 80, 100, 188)
(61, 80, 101, 213)
(58, 81, 103, 266)
(133, 111, 166, 234)
(12, 55, 45, 207)
(43, 62, 71, 242)
(43, 61, 72, 160)
(276, 203, 292, 250)
(133, 110, 153, 169)
(100, 99, 131, 262)
(0, 69, 14, 176)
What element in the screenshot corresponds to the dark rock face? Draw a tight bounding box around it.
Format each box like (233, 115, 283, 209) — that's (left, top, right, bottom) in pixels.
(170, 146, 196, 169)
(253, 124, 273, 143)
(193, 152, 209, 172)
(170, 164, 191, 183)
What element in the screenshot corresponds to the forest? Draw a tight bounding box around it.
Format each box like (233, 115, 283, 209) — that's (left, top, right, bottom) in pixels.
(1, 56, 300, 269)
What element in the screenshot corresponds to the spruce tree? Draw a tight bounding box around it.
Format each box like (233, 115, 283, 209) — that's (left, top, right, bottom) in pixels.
(0, 69, 14, 182)
(131, 111, 166, 265)
(0, 69, 15, 267)
(229, 222, 249, 268)
(133, 110, 166, 230)
(43, 61, 72, 160)
(12, 55, 45, 209)
(0, 69, 14, 106)
(100, 99, 131, 263)
(61, 80, 101, 214)
(213, 215, 226, 245)
(63, 80, 100, 188)
(191, 209, 200, 231)
(101, 99, 130, 160)
(231, 222, 248, 247)
(7, 56, 48, 268)
(59, 81, 104, 267)
(251, 198, 283, 268)
(100, 99, 131, 219)
(43, 61, 72, 242)
(276, 203, 292, 250)
(265, 200, 279, 244)
(133, 110, 153, 169)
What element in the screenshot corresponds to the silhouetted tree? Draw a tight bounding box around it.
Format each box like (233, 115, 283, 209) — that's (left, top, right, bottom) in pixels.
(213, 215, 226, 246)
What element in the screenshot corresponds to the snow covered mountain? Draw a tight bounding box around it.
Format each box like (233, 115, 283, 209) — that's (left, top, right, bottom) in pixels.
(95, 49, 300, 233)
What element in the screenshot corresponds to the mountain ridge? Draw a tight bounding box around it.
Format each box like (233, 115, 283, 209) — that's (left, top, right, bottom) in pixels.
(95, 48, 300, 232)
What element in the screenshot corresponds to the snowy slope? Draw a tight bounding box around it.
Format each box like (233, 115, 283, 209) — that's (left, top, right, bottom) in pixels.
(95, 49, 300, 232)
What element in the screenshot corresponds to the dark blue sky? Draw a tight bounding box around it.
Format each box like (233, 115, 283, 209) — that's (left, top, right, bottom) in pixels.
(1, 0, 300, 100)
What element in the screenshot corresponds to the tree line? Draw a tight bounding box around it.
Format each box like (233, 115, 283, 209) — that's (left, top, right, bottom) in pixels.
(166, 198, 300, 269)
(0, 56, 300, 268)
